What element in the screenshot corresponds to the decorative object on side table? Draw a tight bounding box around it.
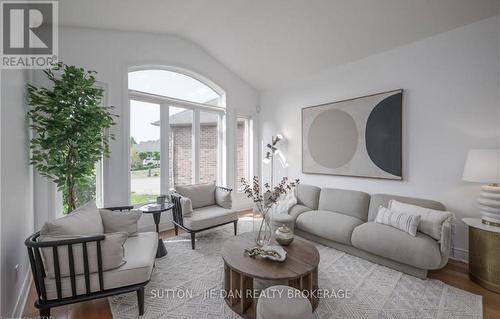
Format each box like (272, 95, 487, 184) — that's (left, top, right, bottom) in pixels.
(463, 218, 500, 293)
(275, 225, 294, 245)
(462, 149, 500, 226)
(241, 176, 299, 246)
(139, 202, 174, 258)
(156, 194, 167, 204)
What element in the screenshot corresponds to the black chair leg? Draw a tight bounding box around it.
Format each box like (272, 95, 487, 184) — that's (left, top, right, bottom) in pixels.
(174, 225, 178, 236)
(233, 221, 238, 235)
(137, 287, 145, 316)
(39, 308, 50, 318)
(190, 232, 196, 249)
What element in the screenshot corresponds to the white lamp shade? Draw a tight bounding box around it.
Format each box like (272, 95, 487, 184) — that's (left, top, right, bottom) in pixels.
(462, 149, 500, 184)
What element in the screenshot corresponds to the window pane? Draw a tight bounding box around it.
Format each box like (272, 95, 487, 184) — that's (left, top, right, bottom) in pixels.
(200, 111, 219, 184)
(169, 106, 193, 188)
(129, 70, 221, 106)
(236, 118, 251, 191)
(130, 100, 161, 205)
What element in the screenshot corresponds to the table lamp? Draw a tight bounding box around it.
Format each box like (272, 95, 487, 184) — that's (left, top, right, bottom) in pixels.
(462, 149, 500, 226)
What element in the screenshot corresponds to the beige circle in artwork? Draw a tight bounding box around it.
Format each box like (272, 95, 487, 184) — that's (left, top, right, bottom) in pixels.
(308, 109, 358, 169)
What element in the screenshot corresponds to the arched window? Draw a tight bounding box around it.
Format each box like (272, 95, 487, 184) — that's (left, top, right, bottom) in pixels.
(128, 69, 224, 107)
(128, 68, 226, 205)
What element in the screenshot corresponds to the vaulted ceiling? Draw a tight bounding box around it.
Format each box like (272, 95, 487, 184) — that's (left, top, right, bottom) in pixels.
(60, 0, 500, 90)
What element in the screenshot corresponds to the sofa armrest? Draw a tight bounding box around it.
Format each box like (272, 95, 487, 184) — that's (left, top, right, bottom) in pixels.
(438, 219, 453, 268)
(172, 194, 192, 226)
(25, 232, 106, 302)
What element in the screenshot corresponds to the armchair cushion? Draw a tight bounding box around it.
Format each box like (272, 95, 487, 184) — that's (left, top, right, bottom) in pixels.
(176, 182, 216, 209)
(215, 187, 232, 209)
(183, 205, 238, 230)
(44, 232, 157, 300)
(40, 201, 103, 236)
(99, 208, 141, 236)
(38, 232, 127, 278)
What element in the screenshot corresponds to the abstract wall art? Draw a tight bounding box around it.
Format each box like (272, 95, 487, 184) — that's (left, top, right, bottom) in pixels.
(302, 89, 403, 180)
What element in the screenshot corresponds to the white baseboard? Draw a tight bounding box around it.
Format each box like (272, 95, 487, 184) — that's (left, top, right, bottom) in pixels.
(12, 271, 32, 318)
(450, 247, 469, 263)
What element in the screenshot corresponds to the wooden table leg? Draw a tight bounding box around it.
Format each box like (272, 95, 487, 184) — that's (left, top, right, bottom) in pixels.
(229, 268, 241, 306)
(240, 274, 253, 313)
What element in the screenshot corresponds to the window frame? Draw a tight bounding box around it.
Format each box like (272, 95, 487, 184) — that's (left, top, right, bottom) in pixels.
(235, 116, 254, 192)
(128, 81, 226, 203)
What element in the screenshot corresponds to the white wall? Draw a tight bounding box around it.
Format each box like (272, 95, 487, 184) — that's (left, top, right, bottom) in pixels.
(260, 15, 500, 261)
(31, 26, 258, 229)
(0, 69, 34, 317)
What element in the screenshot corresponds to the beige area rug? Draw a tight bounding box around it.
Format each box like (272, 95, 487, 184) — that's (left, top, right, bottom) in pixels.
(109, 219, 481, 319)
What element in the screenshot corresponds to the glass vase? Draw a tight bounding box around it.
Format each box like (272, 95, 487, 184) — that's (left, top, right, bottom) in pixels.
(253, 208, 272, 246)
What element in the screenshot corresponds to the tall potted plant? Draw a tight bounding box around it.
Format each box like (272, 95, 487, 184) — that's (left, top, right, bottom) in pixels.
(28, 63, 116, 213)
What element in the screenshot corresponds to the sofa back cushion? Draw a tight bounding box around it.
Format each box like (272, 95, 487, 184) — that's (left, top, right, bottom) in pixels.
(368, 194, 445, 222)
(176, 182, 216, 209)
(40, 201, 103, 236)
(215, 187, 232, 209)
(99, 209, 141, 236)
(318, 188, 371, 221)
(295, 184, 321, 210)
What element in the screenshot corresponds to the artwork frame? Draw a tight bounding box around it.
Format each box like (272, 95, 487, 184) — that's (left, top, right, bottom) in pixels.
(302, 89, 403, 180)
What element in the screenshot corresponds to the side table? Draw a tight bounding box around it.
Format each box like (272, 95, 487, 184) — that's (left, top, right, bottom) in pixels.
(463, 218, 500, 293)
(139, 203, 174, 258)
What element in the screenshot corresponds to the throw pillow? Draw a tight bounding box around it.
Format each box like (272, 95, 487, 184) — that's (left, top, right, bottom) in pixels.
(389, 200, 453, 240)
(375, 206, 421, 236)
(40, 201, 104, 236)
(38, 232, 127, 278)
(273, 190, 297, 215)
(99, 209, 142, 236)
(215, 187, 232, 209)
(180, 197, 193, 216)
(176, 182, 216, 209)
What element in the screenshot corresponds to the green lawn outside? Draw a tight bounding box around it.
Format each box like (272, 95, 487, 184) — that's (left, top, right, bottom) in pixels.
(131, 192, 157, 205)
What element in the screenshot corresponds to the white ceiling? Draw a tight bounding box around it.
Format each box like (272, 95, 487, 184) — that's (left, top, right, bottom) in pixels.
(60, 0, 500, 90)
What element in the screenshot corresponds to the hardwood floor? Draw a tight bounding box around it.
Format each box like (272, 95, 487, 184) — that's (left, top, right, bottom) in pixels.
(23, 227, 500, 319)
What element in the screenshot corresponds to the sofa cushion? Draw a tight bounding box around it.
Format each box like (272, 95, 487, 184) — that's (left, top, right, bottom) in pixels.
(296, 210, 364, 245)
(295, 184, 321, 210)
(183, 205, 238, 230)
(368, 194, 445, 222)
(40, 201, 104, 236)
(318, 188, 370, 221)
(289, 204, 311, 219)
(375, 206, 421, 237)
(39, 232, 127, 278)
(176, 182, 216, 209)
(389, 200, 453, 240)
(99, 209, 141, 236)
(351, 222, 442, 269)
(44, 232, 157, 300)
(215, 187, 232, 209)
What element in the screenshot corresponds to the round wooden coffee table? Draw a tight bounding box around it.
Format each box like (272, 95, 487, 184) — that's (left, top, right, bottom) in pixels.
(221, 232, 320, 319)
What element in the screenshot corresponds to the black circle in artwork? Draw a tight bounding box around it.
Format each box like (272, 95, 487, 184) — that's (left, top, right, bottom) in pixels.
(365, 92, 402, 177)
